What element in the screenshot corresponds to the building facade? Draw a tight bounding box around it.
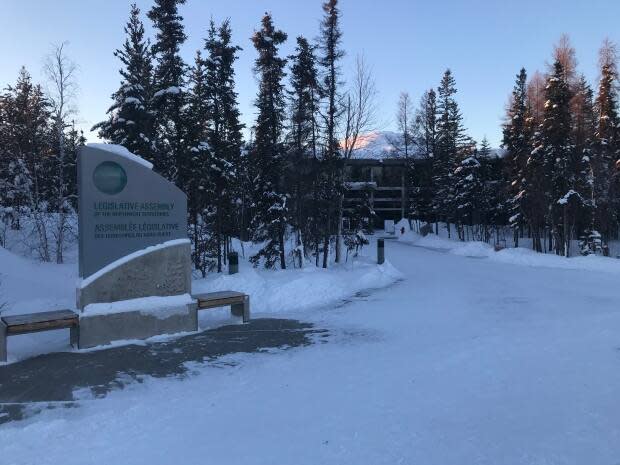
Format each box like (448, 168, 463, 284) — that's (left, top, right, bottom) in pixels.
(344, 158, 408, 229)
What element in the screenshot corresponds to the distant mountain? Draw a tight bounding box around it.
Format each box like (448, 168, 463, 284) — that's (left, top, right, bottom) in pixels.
(344, 130, 506, 160)
(344, 131, 407, 160)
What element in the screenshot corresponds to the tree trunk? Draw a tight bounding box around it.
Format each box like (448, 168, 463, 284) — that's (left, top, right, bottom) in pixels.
(279, 227, 286, 270)
(335, 194, 343, 263)
(563, 204, 570, 257)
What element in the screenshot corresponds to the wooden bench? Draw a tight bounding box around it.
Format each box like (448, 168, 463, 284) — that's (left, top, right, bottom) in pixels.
(193, 291, 250, 324)
(0, 310, 79, 362)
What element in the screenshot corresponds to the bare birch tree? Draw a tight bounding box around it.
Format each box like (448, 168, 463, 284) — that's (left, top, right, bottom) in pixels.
(336, 54, 377, 261)
(394, 91, 414, 157)
(44, 42, 78, 264)
(341, 54, 378, 159)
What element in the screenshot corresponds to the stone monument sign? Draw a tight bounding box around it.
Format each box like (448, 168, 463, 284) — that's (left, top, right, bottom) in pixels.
(78, 144, 187, 279)
(76, 144, 196, 348)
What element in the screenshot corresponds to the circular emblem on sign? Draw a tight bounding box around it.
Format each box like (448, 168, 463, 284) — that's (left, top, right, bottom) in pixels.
(93, 161, 127, 195)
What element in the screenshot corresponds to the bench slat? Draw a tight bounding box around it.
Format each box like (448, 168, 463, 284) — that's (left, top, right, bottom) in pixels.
(197, 297, 245, 309)
(2, 310, 78, 335)
(194, 291, 245, 301)
(193, 291, 247, 310)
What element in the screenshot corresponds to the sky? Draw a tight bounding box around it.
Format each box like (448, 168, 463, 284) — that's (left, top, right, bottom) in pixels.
(1, 0, 619, 148)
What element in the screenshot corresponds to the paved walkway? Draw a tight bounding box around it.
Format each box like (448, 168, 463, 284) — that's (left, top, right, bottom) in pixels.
(0, 318, 326, 424)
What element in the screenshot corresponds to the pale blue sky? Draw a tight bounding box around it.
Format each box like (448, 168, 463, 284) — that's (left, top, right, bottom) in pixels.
(1, 0, 619, 147)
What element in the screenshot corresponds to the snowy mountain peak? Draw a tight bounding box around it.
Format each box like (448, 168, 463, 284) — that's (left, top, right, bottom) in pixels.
(343, 131, 405, 160)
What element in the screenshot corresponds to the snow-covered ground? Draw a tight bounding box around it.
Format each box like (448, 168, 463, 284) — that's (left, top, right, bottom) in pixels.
(398, 222, 620, 275)
(2, 235, 620, 464)
(0, 240, 401, 363)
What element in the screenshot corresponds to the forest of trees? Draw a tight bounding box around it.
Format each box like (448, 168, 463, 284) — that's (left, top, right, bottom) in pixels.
(0, 44, 85, 262)
(1, 1, 620, 271)
(404, 35, 620, 257)
(92, 0, 384, 272)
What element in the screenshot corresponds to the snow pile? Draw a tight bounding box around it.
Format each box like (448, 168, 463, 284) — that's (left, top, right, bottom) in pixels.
(87, 143, 154, 170)
(84, 294, 195, 319)
(398, 228, 620, 272)
(492, 246, 620, 273)
(450, 241, 494, 258)
(193, 257, 403, 315)
(0, 246, 76, 314)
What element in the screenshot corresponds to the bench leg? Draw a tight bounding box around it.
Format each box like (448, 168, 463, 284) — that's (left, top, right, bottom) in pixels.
(70, 324, 79, 349)
(231, 296, 250, 323)
(0, 319, 7, 362)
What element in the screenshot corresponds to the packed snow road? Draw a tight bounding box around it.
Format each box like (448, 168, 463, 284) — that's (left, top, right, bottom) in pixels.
(2, 239, 620, 465)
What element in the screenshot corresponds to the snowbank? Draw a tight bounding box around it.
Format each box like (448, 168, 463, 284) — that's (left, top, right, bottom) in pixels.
(492, 246, 620, 274)
(193, 257, 403, 315)
(87, 143, 153, 170)
(397, 228, 620, 273)
(0, 246, 77, 314)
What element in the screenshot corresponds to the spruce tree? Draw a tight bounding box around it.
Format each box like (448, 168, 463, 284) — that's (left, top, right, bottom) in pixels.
(204, 19, 244, 272)
(93, 4, 154, 160)
(593, 43, 620, 243)
(453, 138, 482, 239)
(503, 68, 531, 247)
(572, 76, 597, 253)
(249, 13, 288, 269)
(434, 69, 465, 237)
(184, 50, 213, 275)
(480, 141, 508, 244)
(0, 68, 53, 259)
(530, 61, 574, 255)
(287, 36, 321, 267)
(410, 89, 437, 226)
(318, 0, 345, 267)
(417, 89, 438, 158)
(148, 0, 187, 182)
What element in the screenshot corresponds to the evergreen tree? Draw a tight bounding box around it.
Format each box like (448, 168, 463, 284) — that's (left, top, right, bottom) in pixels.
(0, 68, 53, 259)
(63, 121, 86, 210)
(480, 142, 509, 244)
(148, 0, 187, 182)
(572, 76, 597, 253)
(503, 68, 531, 247)
(416, 88, 438, 158)
(249, 13, 288, 269)
(287, 36, 321, 267)
(184, 50, 213, 275)
(453, 138, 482, 239)
(522, 131, 547, 252)
(593, 41, 620, 243)
(318, 0, 345, 267)
(434, 69, 466, 237)
(537, 61, 574, 255)
(204, 19, 245, 272)
(93, 4, 154, 160)
(409, 89, 437, 225)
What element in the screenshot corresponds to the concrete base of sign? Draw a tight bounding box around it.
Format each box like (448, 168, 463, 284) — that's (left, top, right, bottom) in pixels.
(77, 240, 192, 309)
(78, 301, 198, 349)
